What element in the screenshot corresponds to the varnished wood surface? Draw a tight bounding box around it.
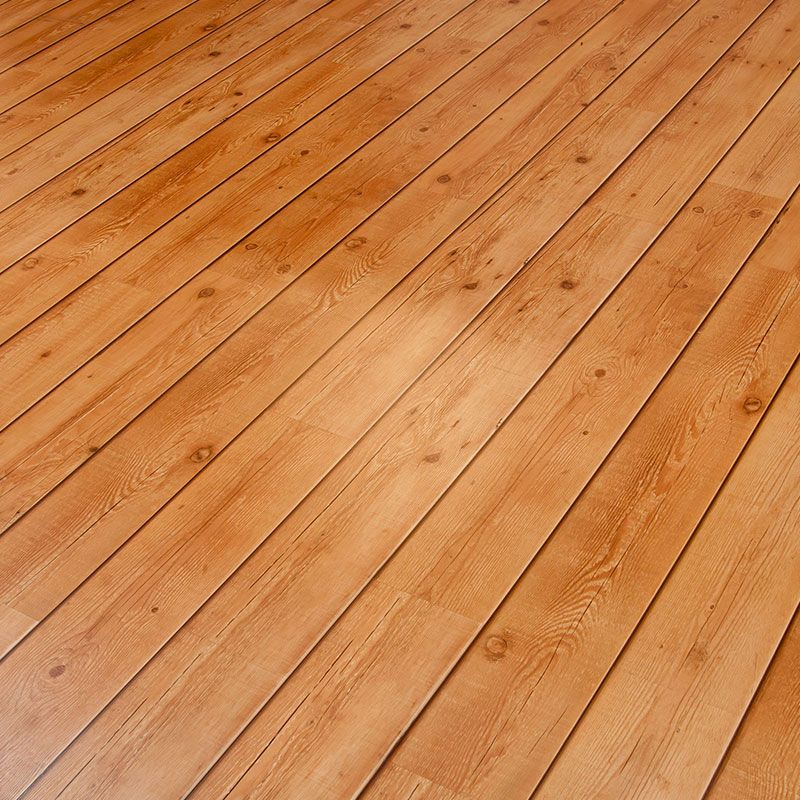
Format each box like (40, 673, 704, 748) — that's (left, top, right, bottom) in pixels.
(0, 0, 798, 797)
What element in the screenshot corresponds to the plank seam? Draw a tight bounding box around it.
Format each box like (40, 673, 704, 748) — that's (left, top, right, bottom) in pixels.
(0, 0, 324, 141)
(525, 193, 800, 798)
(186, 9, 800, 798)
(8, 3, 786, 795)
(0, 0, 341, 190)
(0, 0, 144, 74)
(0, 0, 554, 425)
(346, 55, 800, 800)
(701, 598, 800, 798)
(0, 0, 75, 39)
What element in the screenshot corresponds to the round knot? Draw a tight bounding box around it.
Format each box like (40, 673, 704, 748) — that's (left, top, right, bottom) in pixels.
(190, 446, 213, 462)
(743, 397, 762, 413)
(485, 636, 507, 659)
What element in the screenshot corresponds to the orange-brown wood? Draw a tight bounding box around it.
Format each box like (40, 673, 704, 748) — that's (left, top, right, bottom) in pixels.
(0, 0, 798, 797)
(707, 610, 800, 799)
(0, 0, 666, 610)
(0, 0, 287, 157)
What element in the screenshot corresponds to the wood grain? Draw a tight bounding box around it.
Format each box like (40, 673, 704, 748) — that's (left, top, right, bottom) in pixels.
(707, 610, 800, 799)
(0, 0, 797, 796)
(0, 0, 664, 605)
(0, 0, 278, 158)
(0, 0, 562, 340)
(363, 156, 800, 800)
(11, 7, 795, 796)
(0, 0, 680, 588)
(534, 350, 800, 799)
(188, 63, 800, 800)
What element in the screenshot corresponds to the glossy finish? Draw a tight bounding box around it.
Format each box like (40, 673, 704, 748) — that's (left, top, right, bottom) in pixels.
(0, 0, 798, 797)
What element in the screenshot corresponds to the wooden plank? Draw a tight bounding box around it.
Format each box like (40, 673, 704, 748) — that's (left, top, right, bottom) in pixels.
(0, 0, 331, 161)
(0, 604, 36, 659)
(180, 78, 800, 800)
(0, 0, 489, 406)
(707, 610, 800, 799)
(0, 0, 136, 69)
(0, 0, 281, 158)
(0, 0, 760, 791)
(7, 9, 793, 797)
(0, 0, 197, 76)
(0, 0, 629, 513)
(0, 0, 392, 215)
(359, 766, 466, 800)
(361, 185, 800, 800)
(0, 1, 74, 38)
(533, 355, 800, 799)
(0, 0, 557, 340)
(0, 0, 636, 638)
(0, 0, 749, 617)
(0, 0, 780, 536)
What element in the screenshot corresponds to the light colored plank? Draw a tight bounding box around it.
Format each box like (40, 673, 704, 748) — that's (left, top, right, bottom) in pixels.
(0, 0, 197, 79)
(185, 77, 800, 800)
(0, 0, 277, 158)
(0, 0, 772, 564)
(13, 10, 795, 797)
(0, 0, 757, 791)
(363, 765, 467, 800)
(0, 604, 35, 658)
(534, 356, 800, 800)
(0, 0, 631, 525)
(0, 0, 389, 214)
(707, 611, 800, 799)
(0, 0, 135, 70)
(0, 0, 558, 340)
(0, 0, 73, 37)
(363, 189, 800, 800)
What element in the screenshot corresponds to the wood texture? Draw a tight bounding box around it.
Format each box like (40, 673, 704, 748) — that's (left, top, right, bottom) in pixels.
(0, 0, 287, 157)
(0, 0, 798, 797)
(194, 54, 800, 800)
(707, 609, 800, 799)
(0, 0, 666, 613)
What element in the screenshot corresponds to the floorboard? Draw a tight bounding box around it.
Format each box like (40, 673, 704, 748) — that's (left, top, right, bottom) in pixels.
(707, 608, 800, 799)
(0, 0, 556, 337)
(534, 356, 800, 799)
(0, 0, 797, 797)
(0, 0, 653, 603)
(192, 52, 800, 800)
(0, 0, 281, 157)
(0, 1, 77, 39)
(0, 0, 138, 69)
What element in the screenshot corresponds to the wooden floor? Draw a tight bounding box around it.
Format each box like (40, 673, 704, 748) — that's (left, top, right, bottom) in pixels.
(0, 0, 799, 797)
